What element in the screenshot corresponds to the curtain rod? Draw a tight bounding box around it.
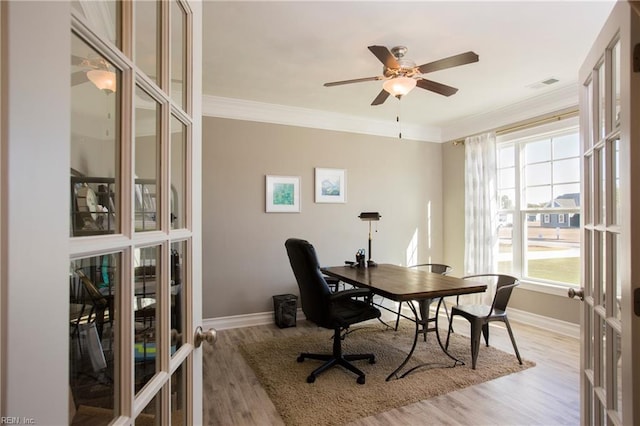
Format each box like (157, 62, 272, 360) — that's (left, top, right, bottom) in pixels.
(451, 107, 579, 146)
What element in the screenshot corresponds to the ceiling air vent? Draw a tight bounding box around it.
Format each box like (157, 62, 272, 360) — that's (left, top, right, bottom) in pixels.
(527, 77, 559, 90)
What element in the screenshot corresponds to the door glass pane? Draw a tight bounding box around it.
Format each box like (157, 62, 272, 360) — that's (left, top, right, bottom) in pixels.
(614, 330, 622, 418)
(612, 40, 621, 128)
(585, 155, 593, 224)
(171, 362, 187, 424)
(612, 138, 620, 225)
(134, 245, 160, 394)
(584, 229, 593, 295)
(71, 32, 120, 237)
(135, 0, 159, 85)
(598, 148, 606, 225)
(135, 86, 160, 232)
(171, 241, 186, 357)
(70, 253, 119, 425)
(72, 1, 119, 47)
(586, 307, 594, 370)
(599, 231, 606, 307)
(614, 233, 622, 321)
(598, 316, 606, 392)
(586, 79, 594, 149)
(598, 61, 606, 139)
(171, 0, 186, 109)
(171, 116, 186, 229)
(136, 392, 160, 425)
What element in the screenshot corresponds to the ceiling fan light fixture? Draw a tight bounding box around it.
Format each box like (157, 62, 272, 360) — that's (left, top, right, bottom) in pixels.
(87, 69, 117, 94)
(382, 76, 416, 97)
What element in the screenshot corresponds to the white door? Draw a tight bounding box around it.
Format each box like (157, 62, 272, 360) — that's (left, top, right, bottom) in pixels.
(576, 1, 640, 424)
(1, 1, 205, 424)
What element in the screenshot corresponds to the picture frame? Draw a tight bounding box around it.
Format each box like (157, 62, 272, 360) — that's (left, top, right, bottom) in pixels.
(265, 175, 301, 213)
(315, 168, 346, 203)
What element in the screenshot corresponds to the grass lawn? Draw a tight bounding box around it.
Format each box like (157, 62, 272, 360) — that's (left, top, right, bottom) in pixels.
(499, 257, 580, 285)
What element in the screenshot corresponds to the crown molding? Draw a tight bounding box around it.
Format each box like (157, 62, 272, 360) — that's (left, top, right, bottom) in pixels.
(202, 84, 578, 144)
(202, 95, 441, 142)
(439, 84, 579, 142)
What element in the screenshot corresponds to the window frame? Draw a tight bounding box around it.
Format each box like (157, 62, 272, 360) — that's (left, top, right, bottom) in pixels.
(497, 115, 581, 296)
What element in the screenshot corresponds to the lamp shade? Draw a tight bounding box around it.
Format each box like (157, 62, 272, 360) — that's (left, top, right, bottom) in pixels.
(359, 212, 381, 221)
(382, 76, 416, 97)
(87, 69, 117, 94)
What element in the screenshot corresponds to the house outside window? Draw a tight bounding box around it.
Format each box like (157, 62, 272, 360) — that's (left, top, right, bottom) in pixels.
(497, 122, 581, 289)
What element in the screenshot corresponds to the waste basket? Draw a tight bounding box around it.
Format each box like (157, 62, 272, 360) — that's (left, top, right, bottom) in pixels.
(273, 294, 298, 328)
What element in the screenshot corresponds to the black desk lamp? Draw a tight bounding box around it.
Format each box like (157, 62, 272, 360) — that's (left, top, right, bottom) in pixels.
(359, 212, 381, 267)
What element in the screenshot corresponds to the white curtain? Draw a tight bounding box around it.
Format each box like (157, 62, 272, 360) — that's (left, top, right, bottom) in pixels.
(464, 132, 499, 303)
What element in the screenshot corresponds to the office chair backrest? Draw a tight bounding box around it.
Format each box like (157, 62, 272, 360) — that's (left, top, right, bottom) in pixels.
(285, 238, 332, 326)
(462, 273, 518, 314)
(76, 269, 108, 309)
(410, 263, 452, 275)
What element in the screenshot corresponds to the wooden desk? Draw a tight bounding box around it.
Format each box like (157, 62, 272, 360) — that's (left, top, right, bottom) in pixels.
(322, 264, 487, 380)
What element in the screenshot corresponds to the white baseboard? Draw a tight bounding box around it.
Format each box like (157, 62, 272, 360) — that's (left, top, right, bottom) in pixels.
(203, 304, 580, 340)
(506, 307, 579, 339)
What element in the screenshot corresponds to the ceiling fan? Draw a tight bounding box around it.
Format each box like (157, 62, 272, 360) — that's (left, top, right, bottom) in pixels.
(324, 45, 479, 106)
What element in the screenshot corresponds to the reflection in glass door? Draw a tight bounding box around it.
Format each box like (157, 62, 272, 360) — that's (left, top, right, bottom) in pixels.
(69, 1, 197, 423)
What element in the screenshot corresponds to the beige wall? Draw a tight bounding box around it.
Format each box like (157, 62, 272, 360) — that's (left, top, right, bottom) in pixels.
(202, 117, 445, 318)
(203, 116, 580, 323)
(442, 141, 580, 324)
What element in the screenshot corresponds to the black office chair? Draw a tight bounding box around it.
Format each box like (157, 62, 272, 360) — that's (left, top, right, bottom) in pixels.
(285, 238, 381, 384)
(445, 273, 523, 369)
(394, 263, 453, 339)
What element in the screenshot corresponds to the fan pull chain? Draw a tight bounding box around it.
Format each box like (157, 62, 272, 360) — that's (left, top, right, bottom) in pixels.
(397, 97, 402, 139)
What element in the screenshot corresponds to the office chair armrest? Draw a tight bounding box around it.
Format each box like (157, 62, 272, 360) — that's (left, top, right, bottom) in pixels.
(329, 288, 372, 302)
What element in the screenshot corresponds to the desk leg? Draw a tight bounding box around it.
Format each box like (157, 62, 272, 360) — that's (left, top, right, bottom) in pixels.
(434, 297, 465, 366)
(385, 302, 420, 381)
(387, 298, 464, 380)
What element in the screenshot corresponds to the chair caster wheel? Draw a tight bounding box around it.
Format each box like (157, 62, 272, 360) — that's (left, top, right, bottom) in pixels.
(297, 355, 304, 362)
(357, 375, 365, 385)
(369, 356, 376, 364)
(306, 374, 316, 383)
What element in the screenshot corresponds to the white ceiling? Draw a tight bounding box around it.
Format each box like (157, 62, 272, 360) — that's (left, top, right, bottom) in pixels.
(202, 1, 615, 141)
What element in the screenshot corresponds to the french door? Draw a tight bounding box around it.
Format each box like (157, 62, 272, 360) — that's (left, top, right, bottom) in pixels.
(1, 1, 204, 424)
(577, 1, 639, 424)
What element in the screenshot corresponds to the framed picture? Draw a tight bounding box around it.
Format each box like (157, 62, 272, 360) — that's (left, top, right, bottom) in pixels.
(265, 175, 301, 213)
(315, 168, 346, 203)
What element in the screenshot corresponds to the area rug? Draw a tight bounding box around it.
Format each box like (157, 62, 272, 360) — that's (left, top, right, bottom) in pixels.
(239, 323, 535, 426)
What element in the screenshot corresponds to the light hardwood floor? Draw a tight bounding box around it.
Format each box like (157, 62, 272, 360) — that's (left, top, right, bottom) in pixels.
(202, 317, 580, 425)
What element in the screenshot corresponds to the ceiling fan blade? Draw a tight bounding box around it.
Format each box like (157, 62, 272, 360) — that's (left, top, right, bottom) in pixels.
(324, 76, 383, 87)
(371, 89, 390, 106)
(416, 78, 459, 97)
(71, 55, 88, 66)
(417, 51, 479, 74)
(71, 71, 89, 86)
(368, 45, 400, 69)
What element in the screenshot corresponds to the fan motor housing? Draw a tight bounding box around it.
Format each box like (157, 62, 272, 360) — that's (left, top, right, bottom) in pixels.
(383, 46, 418, 78)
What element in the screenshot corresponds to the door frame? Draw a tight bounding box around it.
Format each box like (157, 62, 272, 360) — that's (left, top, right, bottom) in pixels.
(578, 1, 640, 423)
(0, 1, 203, 423)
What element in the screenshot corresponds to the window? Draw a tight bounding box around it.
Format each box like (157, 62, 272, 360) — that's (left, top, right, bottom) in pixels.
(497, 121, 581, 288)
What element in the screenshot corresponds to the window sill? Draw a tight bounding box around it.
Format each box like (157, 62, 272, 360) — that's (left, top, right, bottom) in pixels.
(518, 279, 573, 297)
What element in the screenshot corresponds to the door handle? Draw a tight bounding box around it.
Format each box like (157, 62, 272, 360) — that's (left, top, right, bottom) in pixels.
(568, 287, 584, 301)
(194, 326, 218, 348)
